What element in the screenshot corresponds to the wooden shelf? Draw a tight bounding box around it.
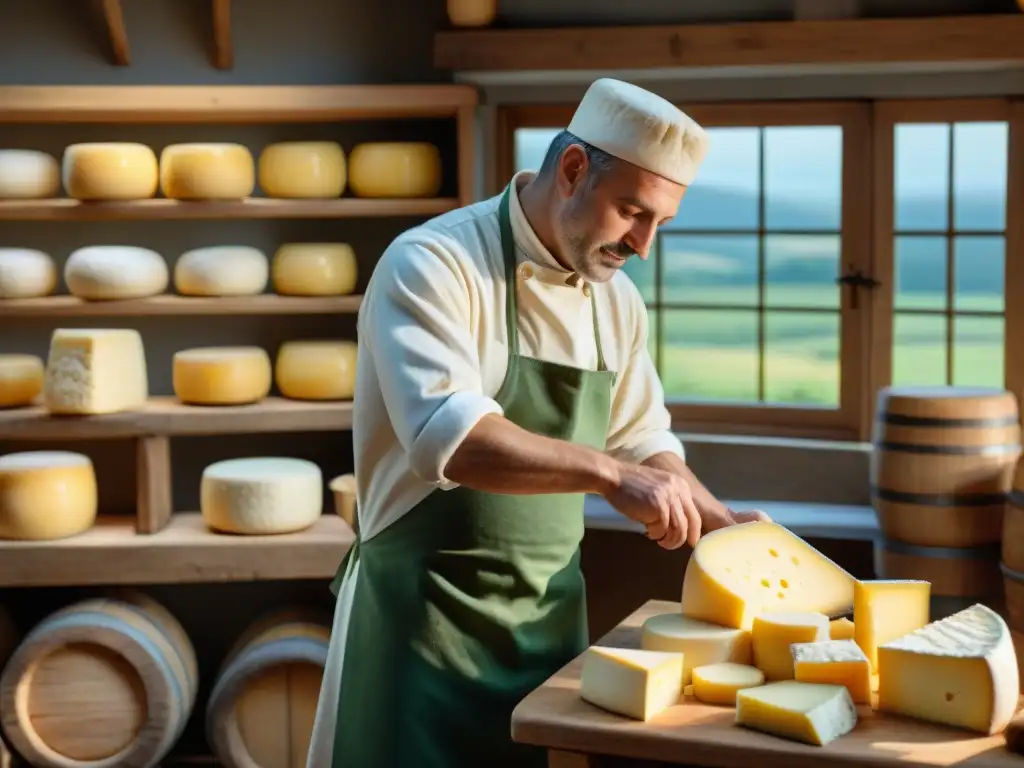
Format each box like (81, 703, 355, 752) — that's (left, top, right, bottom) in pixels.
(0, 294, 362, 318)
(0, 513, 354, 587)
(0, 397, 354, 440)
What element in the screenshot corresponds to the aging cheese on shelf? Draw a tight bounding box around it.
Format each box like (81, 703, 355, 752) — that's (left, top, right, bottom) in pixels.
(274, 340, 358, 401)
(579, 646, 683, 722)
(174, 246, 269, 297)
(159, 143, 255, 200)
(829, 617, 855, 641)
(0, 248, 57, 299)
(200, 457, 324, 535)
(0, 149, 60, 199)
(681, 521, 855, 630)
(43, 328, 148, 415)
(854, 579, 930, 669)
(62, 142, 159, 201)
(691, 663, 764, 706)
(0, 451, 97, 540)
(0, 354, 44, 408)
(173, 347, 272, 406)
(348, 142, 442, 199)
(736, 681, 858, 747)
(271, 243, 357, 296)
(752, 612, 829, 681)
(640, 612, 751, 686)
(65, 245, 169, 301)
(791, 639, 871, 704)
(446, 0, 497, 26)
(877, 603, 1019, 735)
(257, 141, 346, 199)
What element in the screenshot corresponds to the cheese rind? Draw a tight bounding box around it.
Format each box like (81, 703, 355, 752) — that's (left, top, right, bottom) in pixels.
(736, 681, 857, 746)
(691, 663, 764, 705)
(830, 617, 855, 640)
(62, 142, 159, 201)
(159, 143, 255, 200)
(0, 451, 97, 540)
(65, 246, 169, 301)
(173, 347, 272, 406)
(0, 248, 58, 299)
(347, 142, 443, 199)
(0, 150, 61, 199)
(174, 246, 269, 297)
(792, 639, 871, 704)
(0, 355, 44, 408)
(640, 612, 751, 686)
(853, 579, 930, 669)
(43, 329, 148, 415)
(274, 340, 358, 401)
(258, 141, 346, 199)
(271, 243, 358, 296)
(579, 646, 683, 721)
(752, 612, 830, 681)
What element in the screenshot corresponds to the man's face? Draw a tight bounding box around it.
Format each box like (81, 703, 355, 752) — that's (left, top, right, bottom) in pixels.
(551, 145, 687, 283)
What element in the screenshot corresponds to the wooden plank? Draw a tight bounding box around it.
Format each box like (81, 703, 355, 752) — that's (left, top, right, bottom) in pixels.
(97, 0, 130, 66)
(211, 0, 233, 70)
(0, 294, 362, 318)
(0, 513, 353, 587)
(136, 436, 172, 534)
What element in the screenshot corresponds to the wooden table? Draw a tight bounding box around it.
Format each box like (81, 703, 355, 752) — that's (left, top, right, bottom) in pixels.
(511, 599, 1024, 768)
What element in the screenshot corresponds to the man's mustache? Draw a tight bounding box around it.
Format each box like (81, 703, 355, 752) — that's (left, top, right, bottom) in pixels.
(601, 242, 637, 258)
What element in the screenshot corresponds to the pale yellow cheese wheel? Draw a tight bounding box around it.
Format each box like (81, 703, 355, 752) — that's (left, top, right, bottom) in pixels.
(159, 143, 255, 200)
(257, 141, 346, 199)
(447, 0, 497, 26)
(275, 340, 358, 401)
(271, 243, 357, 296)
(0, 354, 44, 408)
(0, 451, 98, 540)
(348, 142, 442, 199)
(0, 150, 61, 199)
(62, 142, 159, 201)
(173, 347, 272, 406)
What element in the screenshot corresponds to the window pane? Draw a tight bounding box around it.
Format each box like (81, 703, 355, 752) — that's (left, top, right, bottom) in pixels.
(669, 127, 759, 231)
(661, 235, 758, 306)
(764, 126, 842, 231)
(660, 309, 758, 402)
(514, 128, 561, 172)
(953, 122, 1008, 232)
(622, 254, 656, 303)
(764, 312, 839, 407)
(892, 313, 947, 386)
(764, 235, 840, 309)
(894, 235, 946, 311)
(895, 123, 949, 232)
(953, 315, 1004, 388)
(954, 235, 1004, 313)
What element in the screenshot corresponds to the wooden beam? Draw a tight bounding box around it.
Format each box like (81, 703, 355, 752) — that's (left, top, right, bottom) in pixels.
(97, 0, 130, 66)
(211, 0, 233, 70)
(434, 14, 1024, 73)
(793, 0, 861, 20)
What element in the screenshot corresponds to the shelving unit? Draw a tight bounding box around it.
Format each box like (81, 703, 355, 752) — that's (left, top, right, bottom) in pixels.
(0, 294, 362, 318)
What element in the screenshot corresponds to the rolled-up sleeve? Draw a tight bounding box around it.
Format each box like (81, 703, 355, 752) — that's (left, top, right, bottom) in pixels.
(358, 235, 503, 487)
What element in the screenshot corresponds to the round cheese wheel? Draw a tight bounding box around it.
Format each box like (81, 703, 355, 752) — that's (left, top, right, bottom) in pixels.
(65, 246, 169, 301)
(347, 142, 442, 199)
(275, 340, 358, 401)
(257, 141, 346, 199)
(0, 451, 98, 540)
(159, 143, 255, 200)
(200, 457, 323, 534)
(447, 0, 497, 26)
(62, 143, 159, 201)
(0, 248, 58, 299)
(0, 150, 61, 199)
(271, 243, 357, 296)
(174, 246, 269, 297)
(0, 354, 44, 408)
(173, 347, 272, 406)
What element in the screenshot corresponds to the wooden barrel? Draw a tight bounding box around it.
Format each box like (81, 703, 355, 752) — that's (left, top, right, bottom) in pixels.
(0, 607, 15, 768)
(871, 386, 1021, 547)
(1001, 563, 1024, 691)
(0, 592, 197, 768)
(206, 610, 330, 768)
(1002, 457, 1024, 571)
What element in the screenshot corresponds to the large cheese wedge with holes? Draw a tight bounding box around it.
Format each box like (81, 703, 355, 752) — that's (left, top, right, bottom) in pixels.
(736, 681, 857, 746)
(258, 141, 345, 199)
(640, 613, 751, 685)
(0, 451, 98, 540)
(792, 639, 871, 704)
(65, 246, 169, 301)
(580, 646, 683, 721)
(173, 347, 271, 406)
(159, 143, 255, 200)
(174, 246, 269, 297)
(877, 603, 1019, 735)
(43, 329, 148, 415)
(681, 521, 855, 630)
(691, 663, 764, 705)
(275, 340, 357, 400)
(0, 248, 57, 299)
(63, 142, 159, 200)
(200, 457, 323, 534)
(0, 355, 44, 408)
(271, 243, 357, 296)
(0, 150, 60, 199)
(752, 612, 829, 681)
(854, 579, 930, 669)
(348, 142, 442, 198)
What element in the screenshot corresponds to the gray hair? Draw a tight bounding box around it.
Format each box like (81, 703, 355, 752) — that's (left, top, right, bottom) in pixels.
(537, 130, 616, 184)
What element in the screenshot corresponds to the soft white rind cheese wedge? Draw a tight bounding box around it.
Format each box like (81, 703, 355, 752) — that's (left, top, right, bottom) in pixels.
(347, 142, 442, 199)
(258, 141, 346, 199)
(854, 579, 930, 670)
(691, 662, 764, 705)
(43, 329, 148, 415)
(752, 612, 830, 681)
(0, 248, 58, 299)
(877, 603, 1019, 735)
(579, 646, 683, 721)
(640, 612, 751, 686)
(0, 355, 44, 408)
(736, 680, 857, 746)
(0, 150, 61, 199)
(173, 347, 272, 406)
(63, 142, 159, 201)
(792, 639, 871, 704)
(271, 243, 357, 296)
(200, 457, 324, 535)
(274, 340, 358, 401)
(159, 143, 255, 200)
(65, 246, 169, 301)
(0, 451, 98, 540)
(174, 246, 268, 297)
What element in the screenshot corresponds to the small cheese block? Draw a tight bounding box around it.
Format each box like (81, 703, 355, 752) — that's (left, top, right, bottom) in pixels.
(877, 603, 1019, 735)
(271, 243, 357, 296)
(174, 246, 269, 297)
(159, 143, 255, 200)
(640, 612, 751, 685)
(736, 681, 857, 746)
(579, 646, 683, 721)
(258, 141, 346, 199)
(348, 142, 443, 199)
(854, 579, 930, 669)
(0, 451, 97, 540)
(447, 0, 497, 26)
(200, 457, 323, 534)
(173, 347, 272, 406)
(0, 355, 44, 408)
(691, 663, 764, 706)
(829, 617, 855, 641)
(65, 246, 169, 301)
(275, 340, 358, 401)
(43, 328, 148, 415)
(62, 142, 159, 201)
(0, 150, 60, 199)
(681, 521, 855, 630)
(792, 639, 871, 704)
(0, 248, 57, 299)
(752, 612, 829, 681)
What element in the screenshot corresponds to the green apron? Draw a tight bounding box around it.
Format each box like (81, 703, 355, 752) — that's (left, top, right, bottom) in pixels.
(328, 185, 615, 768)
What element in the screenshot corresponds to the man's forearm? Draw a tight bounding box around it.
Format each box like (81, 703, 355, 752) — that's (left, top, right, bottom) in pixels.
(642, 451, 732, 530)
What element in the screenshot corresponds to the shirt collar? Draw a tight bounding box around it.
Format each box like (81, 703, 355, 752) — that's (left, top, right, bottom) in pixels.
(507, 170, 586, 289)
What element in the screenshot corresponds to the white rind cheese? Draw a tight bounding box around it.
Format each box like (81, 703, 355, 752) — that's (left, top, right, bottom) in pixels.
(174, 246, 269, 297)
(0, 451, 98, 540)
(63, 142, 159, 201)
(0, 354, 44, 408)
(159, 143, 255, 200)
(0, 248, 58, 299)
(43, 328, 148, 415)
(65, 246, 169, 301)
(579, 646, 683, 721)
(0, 150, 61, 199)
(640, 612, 751, 686)
(736, 681, 857, 746)
(257, 141, 346, 199)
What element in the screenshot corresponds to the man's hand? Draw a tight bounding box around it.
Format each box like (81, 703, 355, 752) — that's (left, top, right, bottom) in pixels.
(601, 463, 701, 550)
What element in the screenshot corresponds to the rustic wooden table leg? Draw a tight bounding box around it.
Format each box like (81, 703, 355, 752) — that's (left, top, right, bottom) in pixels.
(136, 435, 173, 533)
(549, 749, 595, 768)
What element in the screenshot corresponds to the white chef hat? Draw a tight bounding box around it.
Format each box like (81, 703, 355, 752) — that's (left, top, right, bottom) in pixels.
(567, 78, 710, 186)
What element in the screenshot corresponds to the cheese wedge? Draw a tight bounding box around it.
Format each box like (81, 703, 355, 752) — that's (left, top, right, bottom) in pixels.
(830, 617, 855, 640)
(792, 639, 871, 704)
(752, 612, 829, 681)
(579, 646, 683, 721)
(854, 579, 930, 669)
(736, 681, 857, 746)
(692, 663, 764, 705)
(640, 613, 751, 685)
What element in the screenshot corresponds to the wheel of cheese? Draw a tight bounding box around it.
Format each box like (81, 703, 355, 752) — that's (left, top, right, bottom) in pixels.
(274, 340, 358, 401)
(257, 141, 346, 199)
(62, 142, 159, 201)
(65, 245, 169, 300)
(0, 354, 44, 408)
(0, 451, 98, 540)
(200, 457, 324, 534)
(348, 142, 443, 198)
(447, 0, 497, 26)
(270, 243, 357, 296)
(159, 143, 256, 200)
(0, 248, 58, 299)
(173, 346, 272, 406)
(330, 473, 358, 532)
(174, 246, 269, 297)
(44, 328, 149, 415)
(0, 149, 61, 199)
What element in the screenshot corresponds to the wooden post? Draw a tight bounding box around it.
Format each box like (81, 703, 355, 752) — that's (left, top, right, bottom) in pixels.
(548, 750, 595, 768)
(136, 435, 173, 534)
(456, 104, 478, 207)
